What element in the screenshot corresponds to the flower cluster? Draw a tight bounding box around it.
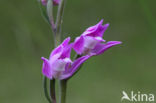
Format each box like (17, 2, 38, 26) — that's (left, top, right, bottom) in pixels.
(41, 20, 122, 80)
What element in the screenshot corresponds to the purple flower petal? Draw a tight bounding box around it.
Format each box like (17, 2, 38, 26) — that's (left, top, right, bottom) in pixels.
(51, 58, 72, 78)
(59, 55, 91, 80)
(82, 19, 109, 37)
(60, 37, 72, 58)
(92, 41, 122, 55)
(50, 46, 63, 58)
(62, 37, 70, 47)
(41, 57, 53, 79)
(42, 37, 73, 79)
(60, 44, 72, 59)
(82, 19, 103, 36)
(73, 36, 85, 55)
(73, 19, 110, 55)
(83, 36, 105, 49)
(50, 37, 71, 59)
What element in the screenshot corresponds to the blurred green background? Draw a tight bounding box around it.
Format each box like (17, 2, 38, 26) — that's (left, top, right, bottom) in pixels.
(0, 0, 156, 103)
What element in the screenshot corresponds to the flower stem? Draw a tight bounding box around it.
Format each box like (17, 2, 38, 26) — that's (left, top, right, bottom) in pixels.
(55, 0, 66, 46)
(50, 79, 56, 103)
(54, 33, 61, 47)
(43, 76, 51, 103)
(48, 0, 67, 103)
(47, 0, 55, 32)
(59, 80, 67, 103)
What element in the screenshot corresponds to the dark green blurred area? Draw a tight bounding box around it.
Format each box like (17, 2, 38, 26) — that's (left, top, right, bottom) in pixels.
(0, 0, 156, 103)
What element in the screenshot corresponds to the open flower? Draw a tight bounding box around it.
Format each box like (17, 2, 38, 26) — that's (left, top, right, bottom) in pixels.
(41, 37, 90, 80)
(41, 0, 60, 6)
(73, 19, 122, 55)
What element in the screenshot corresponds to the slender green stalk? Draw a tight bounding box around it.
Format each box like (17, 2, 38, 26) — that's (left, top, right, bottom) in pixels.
(59, 80, 67, 103)
(55, 1, 68, 103)
(50, 80, 56, 103)
(54, 33, 61, 47)
(48, 0, 67, 103)
(38, 1, 51, 25)
(73, 54, 81, 61)
(47, 0, 56, 32)
(55, 0, 66, 46)
(43, 0, 67, 103)
(43, 77, 51, 103)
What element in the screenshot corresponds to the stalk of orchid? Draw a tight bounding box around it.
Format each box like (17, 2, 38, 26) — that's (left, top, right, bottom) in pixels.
(40, 0, 66, 103)
(39, 0, 122, 103)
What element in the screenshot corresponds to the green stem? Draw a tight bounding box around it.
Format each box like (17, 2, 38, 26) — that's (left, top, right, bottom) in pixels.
(43, 77, 51, 103)
(59, 80, 67, 103)
(55, 0, 66, 45)
(55, 1, 67, 103)
(47, 0, 55, 32)
(42, 0, 66, 103)
(54, 33, 61, 47)
(50, 80, 56, 103)
(48, 0, 66, 103)
(73, 54, 81, 61)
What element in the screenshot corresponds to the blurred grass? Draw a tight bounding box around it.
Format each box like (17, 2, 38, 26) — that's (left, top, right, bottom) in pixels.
(0, 0, 156, 103)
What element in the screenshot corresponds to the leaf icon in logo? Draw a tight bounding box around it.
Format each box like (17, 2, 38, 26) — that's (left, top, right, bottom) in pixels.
(121, 91, 131, 101)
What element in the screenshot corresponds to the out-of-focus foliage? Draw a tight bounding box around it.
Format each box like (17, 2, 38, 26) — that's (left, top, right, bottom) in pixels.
(0, 0, 156, 103)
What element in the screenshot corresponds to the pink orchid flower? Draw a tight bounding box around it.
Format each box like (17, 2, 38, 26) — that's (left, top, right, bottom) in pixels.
(73, 19, 122, 55)
(41, 37, 90, 80)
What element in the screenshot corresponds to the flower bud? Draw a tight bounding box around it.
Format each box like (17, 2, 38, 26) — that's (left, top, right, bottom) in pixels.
(41, 0, 47, 6)
(41, 0, 60, 6)
(53, 0, 60, 5)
